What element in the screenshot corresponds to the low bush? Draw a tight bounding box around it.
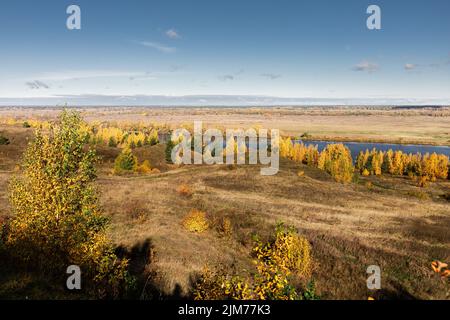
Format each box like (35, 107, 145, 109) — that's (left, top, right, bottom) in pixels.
(253, 223, 312, 280)
(113, 147, 138, 174)
(417, 175, 429, 188)
(108, 136, 118, 147)
(136, 160, 152, 174)
(193, 224, 315, 300)
(442, 193, 450, 202)
(217, 217, 233, 238)
(0, 134, 10, 145)
(177, 184, 194, 197)
(183, 209, 209, 233)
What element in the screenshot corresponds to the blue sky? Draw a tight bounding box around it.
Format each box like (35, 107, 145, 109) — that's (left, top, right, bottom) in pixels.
(0, 0, 449, 105)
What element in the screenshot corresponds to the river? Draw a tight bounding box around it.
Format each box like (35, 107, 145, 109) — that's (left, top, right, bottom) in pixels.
(294, 140, 450, 159)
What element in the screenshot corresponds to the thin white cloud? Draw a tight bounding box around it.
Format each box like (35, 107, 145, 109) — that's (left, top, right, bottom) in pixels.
(218, 69, 244, 81)
(352, 61, 379, 73)
(32, 70, 157, 82)
(218, 75, 235, 81)
(25, 80, 50, 90)
(165, 29, 181, 39)
(137, 41, 176, 53)
(404, 63, 416, 70)
(169, 65, 185, 72)
(261, 73, 282, 80)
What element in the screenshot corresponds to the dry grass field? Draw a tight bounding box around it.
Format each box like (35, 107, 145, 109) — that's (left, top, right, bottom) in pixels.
(1, 114, 449, 299)
(1, 106, 450, 145)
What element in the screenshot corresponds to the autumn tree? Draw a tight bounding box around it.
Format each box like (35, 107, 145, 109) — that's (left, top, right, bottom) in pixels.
(436, 154, 449, 179)
(114, 147, 138, 174)
(318, 144, 354, 183)
(7, 110, 131, 297)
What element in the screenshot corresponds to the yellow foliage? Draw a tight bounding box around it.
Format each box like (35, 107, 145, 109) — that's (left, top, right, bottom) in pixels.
(218, 217, 233, 237)
(280, 137, 294, 159)
(436, 154, 449, 179)
(253, 224, 312, 280)
(356, 147, 448, 183)
(6, 110, 131, 297)
(183, 209, 209, 233)
(136, 160, 152, 174)
(318, 144, 354, 183)
(89, 123, 159, 148)
(193, 224, 313, 300)
(177, 184, 193, 197)
(280, 138, 319, 167)
(356, 148, 384, 176)
(417, 175, 429, 188)
(113, 147, 138, 174)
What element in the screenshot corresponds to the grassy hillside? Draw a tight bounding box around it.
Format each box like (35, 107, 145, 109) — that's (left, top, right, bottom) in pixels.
(1, 125, 448, 299)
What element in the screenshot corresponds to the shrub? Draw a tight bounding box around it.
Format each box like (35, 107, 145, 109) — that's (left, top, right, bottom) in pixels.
(22, 121, 31, 128)
(177, 184, 193, 197)
(136, 160, 152, 174)
(124, 201, 147, 221)
(183, 209, 209, 233)
(108, 136, 118, 147)
(318, 144, 354, 183)
(407, 190, 430, 200)
(218, 217, 233, 237)
(193, 224, 314, 300)
(193, 267, 253, 300)
(443, 192, 450, 202)
(113, 147, 138, 174)
(165, 134, 175, 164)
(0, 217, 8, 253)
(149, 135, 159, 146)
(6, 110, 131, 297)
(0, 134, 10, 145)
(253, 223, 312, 280)
(417, 175, 429, 188)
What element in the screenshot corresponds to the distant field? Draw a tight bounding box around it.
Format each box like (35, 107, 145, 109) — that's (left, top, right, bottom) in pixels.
(0, 122, 449, 299)
(1, 106, 450, 145)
